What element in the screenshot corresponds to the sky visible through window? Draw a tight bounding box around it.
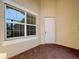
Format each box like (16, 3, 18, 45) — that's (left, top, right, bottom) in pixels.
(5, 6, 25, 23)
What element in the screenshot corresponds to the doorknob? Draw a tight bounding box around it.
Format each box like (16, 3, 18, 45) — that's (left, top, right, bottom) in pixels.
(45, 32, 46, 34)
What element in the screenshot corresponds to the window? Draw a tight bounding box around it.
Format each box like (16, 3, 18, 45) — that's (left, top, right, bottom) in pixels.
(27, 13, 36, 25)
(5, 4, 36, 40)
(27, 13, 36, 36)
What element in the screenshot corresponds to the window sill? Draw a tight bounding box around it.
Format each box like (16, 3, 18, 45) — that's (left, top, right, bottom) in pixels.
(3, 36, 38, 46)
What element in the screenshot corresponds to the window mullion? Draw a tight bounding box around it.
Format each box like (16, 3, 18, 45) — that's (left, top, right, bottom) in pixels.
(25, 12, 27, 37)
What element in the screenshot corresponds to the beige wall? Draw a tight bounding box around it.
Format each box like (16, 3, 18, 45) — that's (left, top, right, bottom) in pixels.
(0, 0, 79, 58)
(40, 0, 57, 44)
(0, 0, 41, 58)
(41, 0, 57, 17)
(40, 0, 79, 50)
(13, 0, 40, 13)
(56, 0, 79, 49)
(0, 1, 5, 53)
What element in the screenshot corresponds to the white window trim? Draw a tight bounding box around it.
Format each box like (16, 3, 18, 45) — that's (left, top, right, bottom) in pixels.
(3, 0, 38, 41)
(3, 36, 38, 46)
(5, 4, 26, 40)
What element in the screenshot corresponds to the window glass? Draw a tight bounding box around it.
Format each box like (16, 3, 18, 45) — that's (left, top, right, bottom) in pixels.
(27, 13, 36, 36)
(7, 23, 13, 38)
(27, 25, 36, 35)
(5, 6, 25, 23)
(5, 5, 25, 38)
(7, 23, 24, 38)
(27, 13, 36, 25)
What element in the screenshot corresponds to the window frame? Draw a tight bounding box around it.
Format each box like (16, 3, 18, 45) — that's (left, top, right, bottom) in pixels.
(4, 4, 37, 41)
(26, 13, 36, 36)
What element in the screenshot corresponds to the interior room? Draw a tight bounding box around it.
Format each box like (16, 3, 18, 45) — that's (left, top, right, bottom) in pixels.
(0, 0, 79, 59)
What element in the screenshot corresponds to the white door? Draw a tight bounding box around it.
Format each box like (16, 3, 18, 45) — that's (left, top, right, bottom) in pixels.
(45, 18, 55, 44)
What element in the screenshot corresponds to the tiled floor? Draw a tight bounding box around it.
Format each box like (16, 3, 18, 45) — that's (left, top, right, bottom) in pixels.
(9, 44, 79, 59)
